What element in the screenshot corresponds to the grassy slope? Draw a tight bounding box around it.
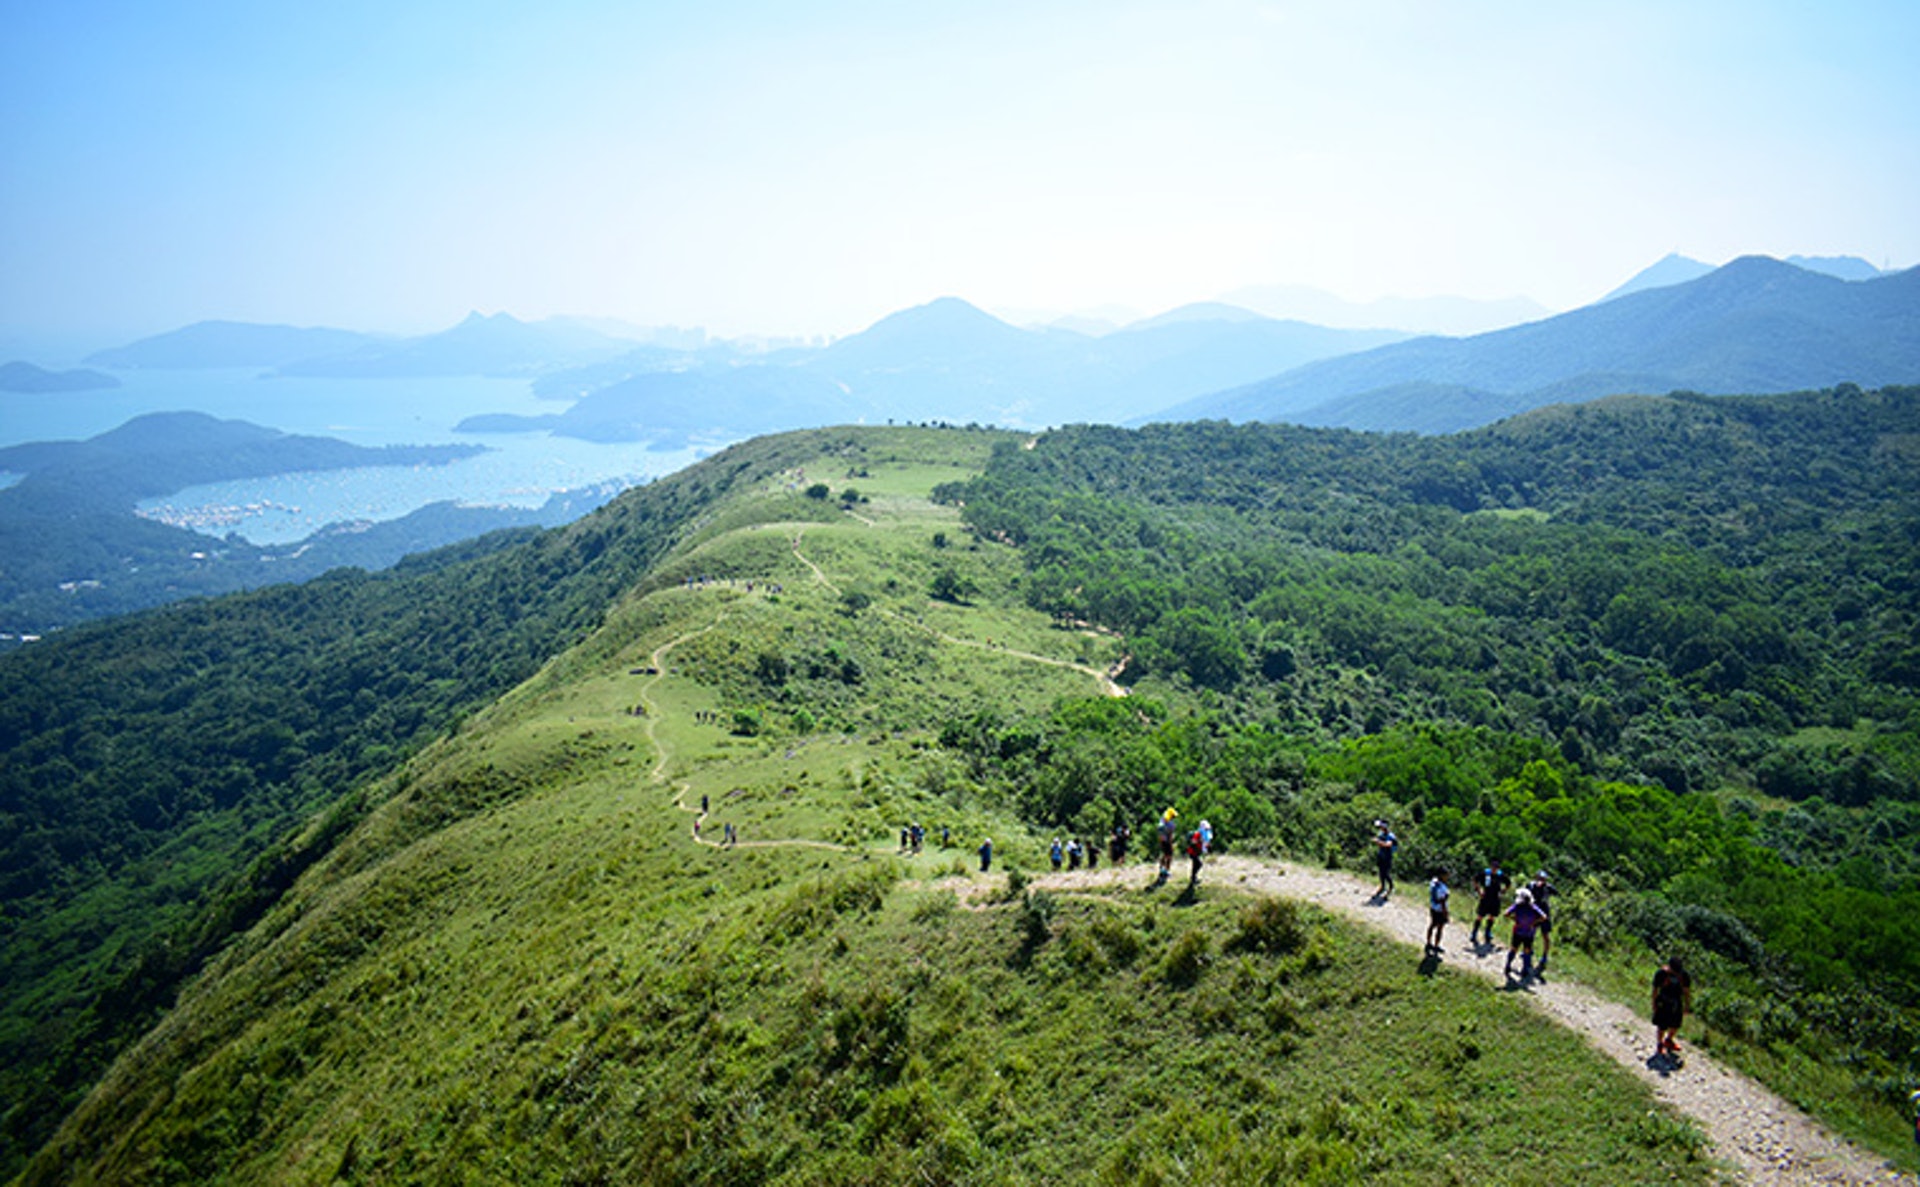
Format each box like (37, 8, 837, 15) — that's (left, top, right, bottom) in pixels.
(24, 430, 1711, 1185)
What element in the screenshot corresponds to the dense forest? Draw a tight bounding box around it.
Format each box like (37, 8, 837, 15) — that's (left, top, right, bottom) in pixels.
(0, 430, 847, 1175)
(929, 386, 1919, 1128)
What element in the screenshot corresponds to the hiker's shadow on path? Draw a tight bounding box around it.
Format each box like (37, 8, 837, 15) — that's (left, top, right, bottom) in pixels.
(1645, 1051, 1682, 1078)
(1364, 890, 1388, 908)
(1172, 883, 1200, 908)
(1417, 953, 1441, 978)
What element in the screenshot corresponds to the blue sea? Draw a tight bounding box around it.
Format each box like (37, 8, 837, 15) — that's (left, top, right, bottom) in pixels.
(0, 369, 717, 544)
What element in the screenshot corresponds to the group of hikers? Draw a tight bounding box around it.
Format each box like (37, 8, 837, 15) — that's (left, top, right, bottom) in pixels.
(1379, 818, 1697, 1062)
(971, 813, 1215, 884)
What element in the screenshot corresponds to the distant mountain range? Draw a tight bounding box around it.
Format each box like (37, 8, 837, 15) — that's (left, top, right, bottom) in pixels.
(1602, 252, 1888, 302)
(1150, 257, 1920, 433)
(0, 361, 119, 393)
(85, 321, 382, 369)
(1215, 283, 1552, 336)
(464, 298, 1411, 441)
(277, 311, 634, 378)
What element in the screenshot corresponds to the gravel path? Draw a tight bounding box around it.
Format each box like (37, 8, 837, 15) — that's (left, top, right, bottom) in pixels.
(1028, 855, 1911, 1186)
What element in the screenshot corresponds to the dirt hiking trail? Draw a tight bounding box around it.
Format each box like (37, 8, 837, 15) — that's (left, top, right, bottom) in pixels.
(1031, 856, 1912, 1186)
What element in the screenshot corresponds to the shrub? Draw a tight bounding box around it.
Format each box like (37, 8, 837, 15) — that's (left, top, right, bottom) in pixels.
(1162, 928, 1212, 989)
(1229, 896, 1306, 955)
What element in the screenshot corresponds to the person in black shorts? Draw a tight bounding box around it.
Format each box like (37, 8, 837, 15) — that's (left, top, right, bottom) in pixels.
(1526, 870, 1556, 972)
(1652, 955, 1692, 1059)
(1470, 862, 1510, 945)
(1425, 870, 1451, 955)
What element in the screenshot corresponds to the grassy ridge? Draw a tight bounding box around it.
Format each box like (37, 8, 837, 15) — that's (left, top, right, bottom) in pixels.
(24, 433, 1711, 1184)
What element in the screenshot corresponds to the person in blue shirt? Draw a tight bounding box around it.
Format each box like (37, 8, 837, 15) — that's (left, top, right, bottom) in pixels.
(1426, 870, 1451, 955)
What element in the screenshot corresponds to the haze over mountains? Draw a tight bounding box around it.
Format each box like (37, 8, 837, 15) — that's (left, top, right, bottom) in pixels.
(1153, 256, 1920, 433)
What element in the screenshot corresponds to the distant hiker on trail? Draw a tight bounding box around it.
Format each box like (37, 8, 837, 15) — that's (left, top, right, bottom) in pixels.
(1085, 839, 1099, 872)
(1471, 862, 1511, 945)
(1371, 820, 1398, 897)
(1652, 955, 1692, 1060)
(1527, 870, 1557, 972)
(1503, 887, 1547, 981)
(941, 825, 950, 848)
(911, 822, 924, 854)
(1426, 871, 1451, 955)
(724, 822, 737, 847)
(900, 826, 911, 854)
(1156, 809, 1179, 881)
(1186, 824, 1208, 884)
(978, 837, 993, 872)
(1050, 837, 1065, 871)
(700, 794, 709, 815)
(1066, 838, 1082, 870)
(1110, 824, 1131, 865)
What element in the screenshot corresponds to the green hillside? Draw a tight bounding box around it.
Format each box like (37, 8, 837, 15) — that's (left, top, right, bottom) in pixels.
(7, 398, 1919, 1179)
(19, 434, 1713, 1184)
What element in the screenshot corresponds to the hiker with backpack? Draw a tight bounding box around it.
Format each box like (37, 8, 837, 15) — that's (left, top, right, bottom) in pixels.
(1426, 870, 1451, 955)
(1156, 809, 1179, 881)
(978, 837, 993, 872)
(1470, 862, 1511, 946)
(1186, 822, 1209, 884)
(1652, 955, 1692, 1060)
(1526, 870, 1556, 973)
(1503, 887, 1547, 981)
(1371, 819, 1398, 897)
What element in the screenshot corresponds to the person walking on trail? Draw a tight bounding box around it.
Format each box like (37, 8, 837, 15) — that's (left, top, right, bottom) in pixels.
(1470, 862, 1511, 945)
(1156, 809, 1179, 881)
(1371, 820, 1398, 897)
(1652, 955, 1692, 1060)
(1050, 837, 1065, 871)
(1186, 824, 1209, 885)
(1503, 887, 1547, 981)
(1526, 870, 1557, 972)
(1066, 837, 1082, 870)
(1425, 871, 1451, 955)
(700, 793, 708, 815)
(1110, 824, 1131, 865)
(978, 837, 993, 873)
(1085, 838, 1099, 872)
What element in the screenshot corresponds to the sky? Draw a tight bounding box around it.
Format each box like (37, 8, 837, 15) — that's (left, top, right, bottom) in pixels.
(3, 0, 1917, 346)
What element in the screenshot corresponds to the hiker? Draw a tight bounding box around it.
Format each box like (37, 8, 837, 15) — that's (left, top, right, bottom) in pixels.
(1050, 837, 1064, 871)
(1652, 955, 1692, 1059)
(1086, 839, 1099, 871)
(1471, 862, 1511, 945)
(1157, 809, 1179, 879)
(1109, 824, 1130, 865)
(1066, 838, 1082, 870)
(941, 825, 950, 848)
(1503, 887, 1547, 981)
(1372, 819, 1398, 896)
(1527, 870, 1557, 972)
(1426, 871, 1451, 954)
(724, 822, 737, 847)
(900, 826, 911, 853)
(700, 793, 708, 815)
(978, 837, 993, 872)
(1186, 824, 1208, 884)
(911, 822, 924, 854)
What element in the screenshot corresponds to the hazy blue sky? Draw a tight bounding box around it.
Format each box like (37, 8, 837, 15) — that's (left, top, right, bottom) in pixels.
(4, 0, 1915, 342)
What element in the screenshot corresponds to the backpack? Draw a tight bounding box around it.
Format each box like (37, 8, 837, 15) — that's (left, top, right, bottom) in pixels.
(1187, 830, 1205, 857)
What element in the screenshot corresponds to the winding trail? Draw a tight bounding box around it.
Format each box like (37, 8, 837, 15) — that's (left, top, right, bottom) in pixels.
(789, 529, 1126, 697)
(631, 531, 1909, 1185)
(1024, 856, 1909, 1187)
